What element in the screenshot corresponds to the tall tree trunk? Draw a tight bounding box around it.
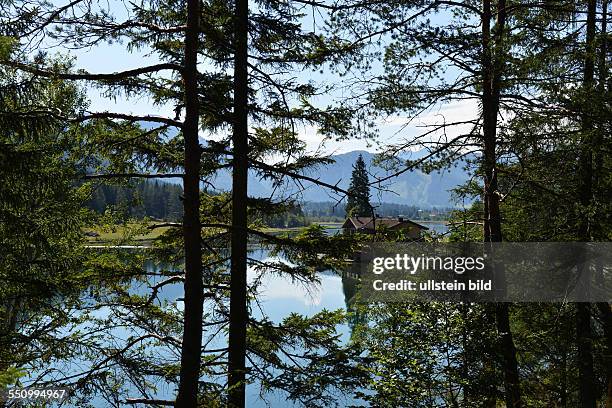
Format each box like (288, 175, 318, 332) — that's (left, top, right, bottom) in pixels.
(176, 0, 203, 406)
(481, 1, 522, 407)
(495, 303, 521, 407)
(576, 1, 597, 407)
(598, 302, 612, 407)
(228, 0, 249, 403)
(577, 303, 596, 408)
(597, 4, 612, 405)
(560, 346, 568, 408)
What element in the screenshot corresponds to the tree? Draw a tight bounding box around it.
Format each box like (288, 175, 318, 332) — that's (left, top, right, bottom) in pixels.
(227, 0, 249, 401)
(499, 2, 610, 405)
(353, 302, 501, 407)
(451, 2, 610, 404)
(0, 38, 90, 394)
(85, 180, 184, 221)
(328, 0, 612, 405)
(175, 0, 203, 404)
(1, 1, 206, 404)
(345, 154, 372, 217)
(2, 1, 368, 406)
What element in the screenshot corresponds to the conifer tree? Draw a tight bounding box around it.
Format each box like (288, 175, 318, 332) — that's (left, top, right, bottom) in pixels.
(333, 1, 611, 406)
(328, 1, 596, 405)
(1, 0, 367, 406)
(0, 38, 90, 392)
(345, 154, 372, 217)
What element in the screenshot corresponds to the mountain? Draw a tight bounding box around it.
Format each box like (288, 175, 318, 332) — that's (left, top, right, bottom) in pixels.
(204, 150, 471, 208)
(142, 121, 470, 207)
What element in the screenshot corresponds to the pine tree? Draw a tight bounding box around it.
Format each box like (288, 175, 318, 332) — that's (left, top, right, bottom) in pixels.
(1, 0, 367, 406)
(0, 42, 90, 391)
(345, 154, 372, 217)
(332, 1, 611, 405)
(1, 1, 205, 403)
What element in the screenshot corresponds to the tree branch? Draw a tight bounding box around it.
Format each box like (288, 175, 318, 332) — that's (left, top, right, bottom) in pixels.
(124, 398, 175, 406)
(76, 112, 183, 127)
(2, 61, 182, 81)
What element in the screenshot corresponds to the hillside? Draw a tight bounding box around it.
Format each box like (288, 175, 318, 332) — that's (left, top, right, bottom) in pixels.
(204, 150, 470, 207)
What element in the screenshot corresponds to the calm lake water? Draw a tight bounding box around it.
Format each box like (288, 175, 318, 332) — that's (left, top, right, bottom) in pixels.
(418, 221, 450, 235)
(142, 248, 355, 407)
(30, 223, 449, 406)
(245, 250, 355, 407)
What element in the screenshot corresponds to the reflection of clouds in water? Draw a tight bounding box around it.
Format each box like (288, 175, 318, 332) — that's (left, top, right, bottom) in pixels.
(248, 257, 345, 310)
(159, 254, 347, 312)
(260, 274, 323, 306)
(30, 252, 349, 408)
(249, 256, 321, 306)
(168, 252, 345, 318)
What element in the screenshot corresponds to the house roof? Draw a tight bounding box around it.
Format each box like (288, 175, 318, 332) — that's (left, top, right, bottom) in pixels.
(342, 217, 429, 231)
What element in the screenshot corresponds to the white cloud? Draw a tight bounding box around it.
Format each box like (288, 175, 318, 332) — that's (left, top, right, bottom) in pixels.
(292, 100, 479, 155)
(374, 100, 479, 151)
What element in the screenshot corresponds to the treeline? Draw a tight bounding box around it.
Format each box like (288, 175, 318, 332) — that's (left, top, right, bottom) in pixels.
(261, 204, 307, 228)
(86, 181, 310, 227)
(87, 185, 454, 226)
(302, 201, 452, 221)
(87, 180, 183, 222)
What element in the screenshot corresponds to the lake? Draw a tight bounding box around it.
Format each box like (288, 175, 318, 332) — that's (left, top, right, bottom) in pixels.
(26, 222, 449, 406)
(140, 248, 356, 407)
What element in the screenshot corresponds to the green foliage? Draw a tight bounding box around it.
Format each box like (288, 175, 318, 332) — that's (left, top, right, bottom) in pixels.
(329, 1, 612, 406)
(0, 57, 90, 385)
(0, 36, 16, 59)
(258, 201, 307, 229)
(87, 180, 184, 222)
(447, 200, 484, 243)
(2, 0, 610, 406)
(0, 367, 25, 388)
(345, 154, 372, 217)
(247, 311, 368, 407)
(352, 302, 499, 407)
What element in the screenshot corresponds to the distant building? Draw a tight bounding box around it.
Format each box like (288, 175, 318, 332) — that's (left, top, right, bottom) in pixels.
(341, 216, 428, 239)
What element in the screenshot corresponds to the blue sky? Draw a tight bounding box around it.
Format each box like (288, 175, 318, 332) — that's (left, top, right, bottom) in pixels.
(45, 0, 476, 155)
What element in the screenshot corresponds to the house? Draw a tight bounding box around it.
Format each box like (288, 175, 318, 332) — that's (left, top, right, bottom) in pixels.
(341, 216, 428, 239)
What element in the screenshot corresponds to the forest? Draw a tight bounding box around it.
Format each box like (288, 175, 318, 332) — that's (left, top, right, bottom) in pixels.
(0, 0, 610, 407)
(87, 181, 185, 222)
(84, 178, 449, 225)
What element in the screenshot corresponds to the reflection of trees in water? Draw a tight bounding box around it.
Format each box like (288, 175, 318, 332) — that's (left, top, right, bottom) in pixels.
(341, 274, 366, 333)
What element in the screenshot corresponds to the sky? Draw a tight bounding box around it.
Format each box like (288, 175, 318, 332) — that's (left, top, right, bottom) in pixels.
(44, 1, 477, 156)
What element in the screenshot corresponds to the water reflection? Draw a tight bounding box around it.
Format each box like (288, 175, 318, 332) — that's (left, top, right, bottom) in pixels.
(21, 222, 451, 406)
(144, 249, 354, 407)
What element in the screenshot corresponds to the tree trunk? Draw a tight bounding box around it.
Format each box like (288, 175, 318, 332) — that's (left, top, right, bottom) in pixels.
(597, 6, 612, 405)
(176, 0, 203, 406)
(597, 302, 612, 407)
(228, 0, 249, 403)
(560, 346, 568, 408)
(576, 1, 597, 407)
(577, 303, 596, 408)
(481, 1, 522, 407)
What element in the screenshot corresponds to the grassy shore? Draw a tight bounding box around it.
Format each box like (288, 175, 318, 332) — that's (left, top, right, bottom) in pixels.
(84, 222, 345, 243)
(84, 224, 173, 243)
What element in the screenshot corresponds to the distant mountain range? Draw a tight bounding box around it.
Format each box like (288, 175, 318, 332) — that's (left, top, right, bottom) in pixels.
(138, 121, 471, 207)
(200, 150, 471, 208)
